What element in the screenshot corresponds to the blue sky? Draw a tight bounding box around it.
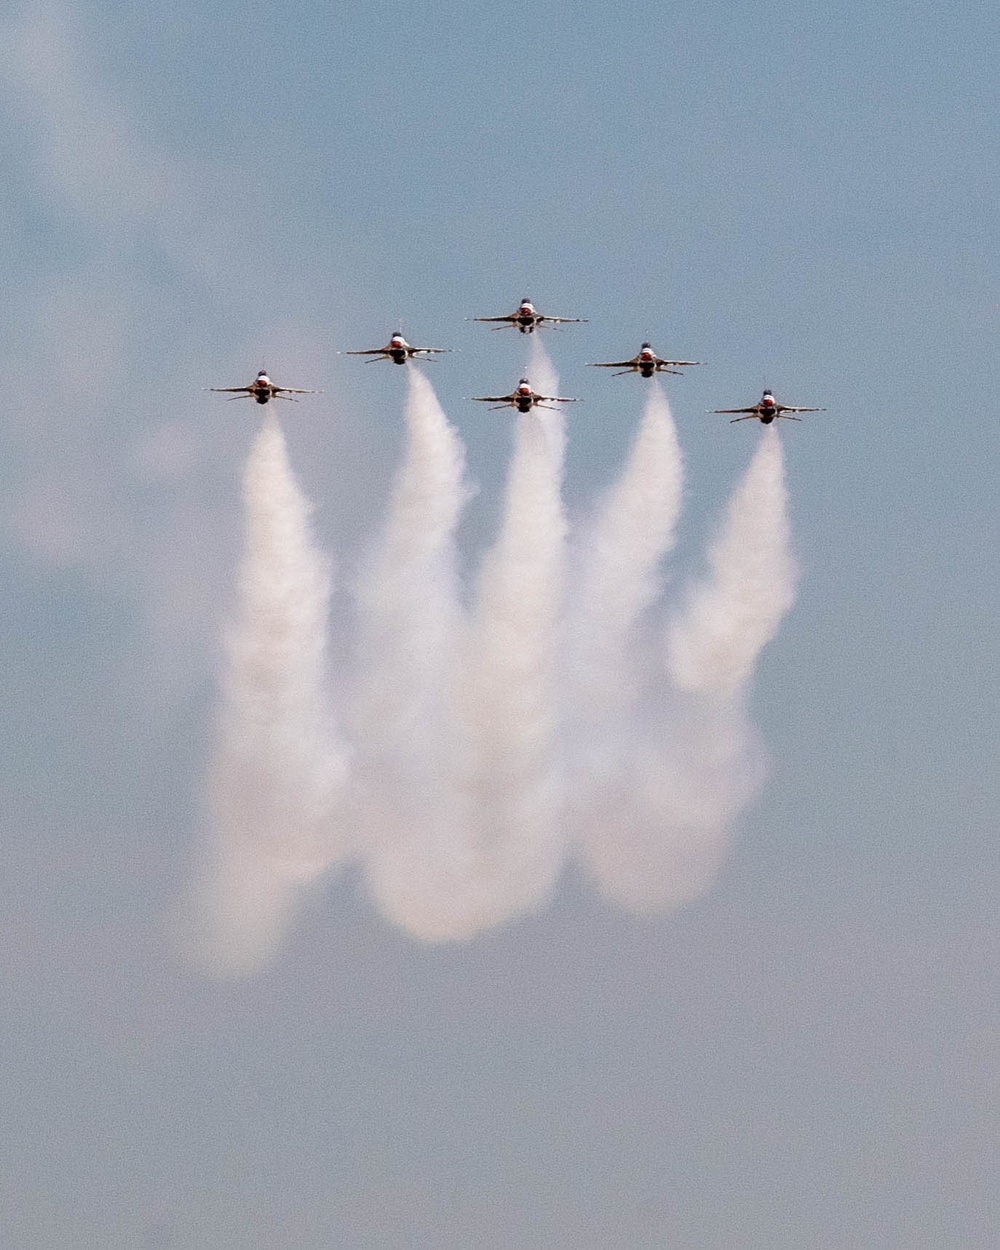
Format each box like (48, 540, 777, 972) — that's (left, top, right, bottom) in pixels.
(0, 0, 997, 1245)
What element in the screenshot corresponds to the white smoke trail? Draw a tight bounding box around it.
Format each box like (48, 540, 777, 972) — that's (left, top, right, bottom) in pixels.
(185, 415, 348, 976)
(187, 378, 799, 957)
(526, 334, 566, 464)
(667, 426, 797, 694)
(350, 368, 477, 940)
(581, 426, 796, 913)
(448, 339, 569, 931)
(571, 380, 685, 716)
(577, 692, 768, 913)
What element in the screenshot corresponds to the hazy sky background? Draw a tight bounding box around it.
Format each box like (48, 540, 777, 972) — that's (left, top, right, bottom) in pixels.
(1, 0, 996, 1246)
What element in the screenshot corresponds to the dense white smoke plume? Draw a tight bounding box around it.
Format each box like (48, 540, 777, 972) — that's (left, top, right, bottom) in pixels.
(187, 416, 348, 975)
(190, 373, 797, 971)
(449, 339, 569, 932)
(667, 426, 797, 693)
(352, 346, 570, 940)
(350, 367, 473, 939)
(571, 380, 685, 718)
(580, 427, 796, 911)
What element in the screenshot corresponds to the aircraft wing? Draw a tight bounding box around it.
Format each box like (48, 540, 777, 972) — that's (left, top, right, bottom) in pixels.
(711, 407, 758, 414)
(588, 359, 635, 369)
(471, 394, 515, 403)
(536, 395, 578, 403)
(471, 314, 515, 323)
(410, 347, 454, 355)
(208, 385, 253, 393)
(541, 316, 587, 325)
(776, 405, 825, 413)
(659, 358, 702, 367)
(274, 387, 320, 394)
(340, 347, 388, 356)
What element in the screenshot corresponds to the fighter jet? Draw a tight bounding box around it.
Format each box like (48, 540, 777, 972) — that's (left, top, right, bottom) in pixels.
(589, 342, 704, 378)
(470, 378, 578, 414)
(339, 332, 455, 364)
(208, 370, 320, 404)
(711, 389, 825, 424)
(470, 298, 587, 333)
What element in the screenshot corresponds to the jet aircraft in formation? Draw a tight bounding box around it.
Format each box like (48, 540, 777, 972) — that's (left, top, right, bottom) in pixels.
(470, 298, 587, 334)
(588, 342, 704, 378)
(208, 301, 823, 427)
(470, 378, 578, 414)
(208, 371, 320, 404)
(710, 390, 825, 424)
(339, 332, 455, 364)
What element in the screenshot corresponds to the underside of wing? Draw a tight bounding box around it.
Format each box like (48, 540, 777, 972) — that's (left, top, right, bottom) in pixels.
(342, 348, 386, 356)
(209, 385, 253, 393)
(274, 387, 319, 394)
(778, 405, 824, 413)
(588, 360, 633, 369)
(712, 407, 757, 414)
(473, 315, 515, 323)
(471, 395, 512, 404)
(544, 316, 587, 324)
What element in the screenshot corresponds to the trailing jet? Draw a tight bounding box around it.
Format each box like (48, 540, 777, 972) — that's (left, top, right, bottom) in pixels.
(470, 377, 578, 414)
(470, 298, 586, 333)
(711, 389, 825, 424)
(208, 371, 319, 404)
(589, 342, 704, 378)
(339, 332, 455, 364)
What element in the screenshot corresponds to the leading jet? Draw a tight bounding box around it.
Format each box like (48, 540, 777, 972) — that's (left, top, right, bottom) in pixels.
(711, 389, 825, 424)
(470, 298, 586, 333)
(339, 332, 455, 364)
(470, 378, 578, 414)
(589, 342, 704, 378)
(208, 370, 320, 404)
